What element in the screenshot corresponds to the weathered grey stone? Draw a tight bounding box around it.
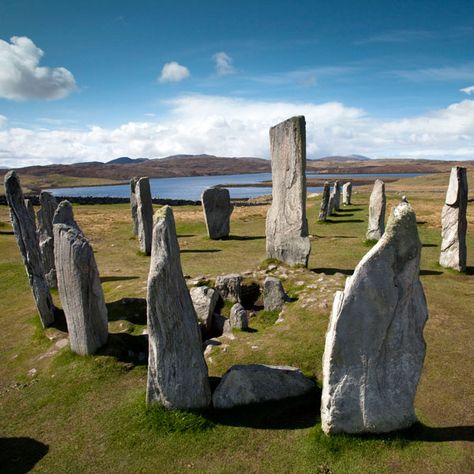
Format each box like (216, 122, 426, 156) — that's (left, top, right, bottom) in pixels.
(25, 199, 36, 227)
(4, 171, 55, 327)
(229, 303, 248, 330)
(265, 116, 311, 267)
(213, 364, 315, 409)
(190, 286, 219, 331)
(37, 191, 58, 288)
(215, 273, 242, 303)
(201, 187, 233, 239)
(263, 276, 288, 311)
(333, 181, 341, 211)
(321, 202, 428, 434)
(318, 182, 331, 221)
(130, 176, 139, 236)
(328, 192, 335, 216)
(366, 179, 386, 240)
(146, 206, 211, 409)
(342, 182, 352, 205)
(54, 223, 108, 356)
(53, 200, 80, 229)
(136, 177, 153, 255)
(439, 167, 468, 272)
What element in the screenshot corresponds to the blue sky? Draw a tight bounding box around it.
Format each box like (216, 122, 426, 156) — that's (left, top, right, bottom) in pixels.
(0, 0, 473, 166)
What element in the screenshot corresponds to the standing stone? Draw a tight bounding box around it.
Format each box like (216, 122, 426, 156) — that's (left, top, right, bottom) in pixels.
(130, 177, 139, 236)
(190, 286, 219, 332)
(318, 182, 331, 221)
(439, 167, 468, 272)
(215, 274, 242, 303)
(201, 187, 233, 239)
(37, 191, 58, 288)
(136, 177, 153, 256)
(328, 192, 335, 216)
(333, 181, 341, 211)
(229, 303, 248, 330)
(366, 179, 386, 240)
(53, 200, 80, 229)
(25, 199, 36, 227)
(342, 182, 352, 206)
(54, 224, 108, 356)
(4, 171, 55, 327)
(263, 276, 288, 311)
(265, 116, 311, 267)
(321, 202, 428, 434)
(146, 206, 211, 409)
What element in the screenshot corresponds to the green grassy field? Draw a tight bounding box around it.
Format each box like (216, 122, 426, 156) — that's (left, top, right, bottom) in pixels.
(0, 173, 473, 473)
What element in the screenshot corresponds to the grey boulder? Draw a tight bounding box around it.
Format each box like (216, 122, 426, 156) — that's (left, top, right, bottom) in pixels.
(37, 191, 58, 288)
(229, 303, 248, 330)
(215, 273, 242, 303)
(321, 202, 428, 434)
(190, 286, 219, 331)
(201, 187, 233, 239)
(263, 276, 288, 311)
(213, 364, 315, 409)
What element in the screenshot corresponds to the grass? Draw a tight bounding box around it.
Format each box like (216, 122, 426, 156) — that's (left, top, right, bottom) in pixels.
(0, 171, 473, 473)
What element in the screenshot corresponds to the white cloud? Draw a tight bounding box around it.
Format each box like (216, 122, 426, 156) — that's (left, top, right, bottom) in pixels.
(213, 52, 235, 76)
(0, 95, 473, 167)
(0, 36, 76, 100)
(392, 63, 474, 82)
(0, 115, 7, 127)
(460, 85, 474, 95)
(159, 61, 190, 83)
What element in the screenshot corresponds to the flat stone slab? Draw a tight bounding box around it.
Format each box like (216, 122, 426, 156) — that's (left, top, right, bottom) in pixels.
(201, 187, 233, 239)
(212, 364, 315, 409)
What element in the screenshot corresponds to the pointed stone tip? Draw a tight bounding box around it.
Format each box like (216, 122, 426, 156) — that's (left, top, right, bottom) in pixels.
(154, 204, 173, 223)
(271, 115, 306, 130)
(4, 169, 17, 184)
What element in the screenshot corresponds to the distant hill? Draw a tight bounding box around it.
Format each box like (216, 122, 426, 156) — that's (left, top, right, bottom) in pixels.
(316, 155, 371, 162)
(107, 157, 149, 165)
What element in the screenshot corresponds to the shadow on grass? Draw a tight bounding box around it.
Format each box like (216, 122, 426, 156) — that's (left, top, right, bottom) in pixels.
(223, 235, 265, 241)
(106, 298, 147, 324)
(98, 332, 148, 366)
(204, 385, 320, 430)
(311, 267, 354, 276)
(0, 437, 49, 474)
(181, 249, 222, 253)
(341, 207, 363, 212)
(177, 234, 196, 238)
(50, 307, 68, 332)
(100, 275, 139, 283)
(417, 221, 427, 225)
(465, 266, 474, 275)
(422, 243, 438, 248)
(331, 212, 355, 217)
(0, 230, 14, 235)
(325, 219, 364, 224)
(420, 270, 443, 276)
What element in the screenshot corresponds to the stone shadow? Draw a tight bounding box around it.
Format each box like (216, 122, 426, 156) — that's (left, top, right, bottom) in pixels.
(98, 332, 148, 366)
(465, 266, 474, 275)
(420, 270, 443, 276)
(422, 243, 438, 248)
(311, 267, 354, 276)
(106, 298, 147, 324)
(324, 219, 364, 224)
(223, 235, 266, 241)
(181, 249, 222, 253)
(204, 383, 320, 430)
(0, 437, 49, 474)
(0, 230, 14, 235)
(177, 234, 196, 238)
(100, 275, 139, 283)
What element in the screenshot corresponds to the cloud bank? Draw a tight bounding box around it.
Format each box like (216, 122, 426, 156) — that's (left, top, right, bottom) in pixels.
(0, 36, 76, 100)
(0, 95, 473, 167)
(159, 62, 190, 82)
(213, 52, 235, 76)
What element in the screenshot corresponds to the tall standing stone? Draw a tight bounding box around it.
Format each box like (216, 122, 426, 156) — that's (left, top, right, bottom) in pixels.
(4, 171, 55, 327)
(318, 182, 331, 221)
(130, 176, 139, 236)
(439, 167, 468, 272)
(54, 223, 108, 355)
(136, 177, 153, 256)
(265, 116, 311, 266)
(342, 182, 352, 205)
(37, 191, 58, 288)
(53, 200, 80, 229)
(25, 199, 36, 227)
(201, 187, 233, 239)
(328, 192, 335, 216)
(146, 206, 211, 409)
(366, 179, 386, 240)
(333, 181, 341, 211)
(321, 202, 428, 434)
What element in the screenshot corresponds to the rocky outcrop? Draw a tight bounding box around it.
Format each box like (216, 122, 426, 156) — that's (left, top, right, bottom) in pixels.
(54, 223, 108, 355)
(4, 171, 55, 327)
(215, 274, 242, 303)
(130, 176, 139, 236)
(201, 187, 233, 239)
(229, 303, 248, 330)
(342, 182, 352, 205)
(136, 177, 153, 255)
(263, 276, 288, 311)
(146, 206, 211, 409)
(37, 191, 58, 288)
(265, 116, 311, 267)
(318, 182, 331, 221)
(321, 202, 428, 434)
(213, 364, 315, 409)
(366, 179, 386, 240)
(439, 167, 468, 272)
(190, 286, 219, 332)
